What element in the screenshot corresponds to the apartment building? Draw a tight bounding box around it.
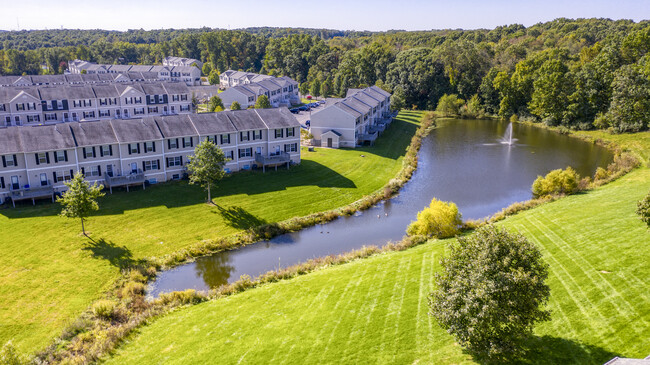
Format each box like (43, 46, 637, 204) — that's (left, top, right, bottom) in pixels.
(0, 82, 193, 127)
(0, 108, 301, 204)
(309, 86, 392, 148)
(67, 60, 201, 86)
(162, 56, 203, 70)
(219, 76, 300, 109)
(0, 72, 161, 88)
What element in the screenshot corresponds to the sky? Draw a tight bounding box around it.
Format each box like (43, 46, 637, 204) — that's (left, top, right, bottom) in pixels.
(2, 0, 649, 32)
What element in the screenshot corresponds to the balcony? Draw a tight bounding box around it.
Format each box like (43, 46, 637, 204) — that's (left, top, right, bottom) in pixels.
(9, 182, 55, 207)
(104, 169, 146, 193)
(255, 152, 291, 172)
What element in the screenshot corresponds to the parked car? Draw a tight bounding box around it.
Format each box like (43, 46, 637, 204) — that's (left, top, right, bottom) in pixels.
(298, 105, 310, 111)
(290, 108, 299, 114)
(318, 100, 326, 104)
(305, 120, 311, 127)
(310, 102, 319, 107)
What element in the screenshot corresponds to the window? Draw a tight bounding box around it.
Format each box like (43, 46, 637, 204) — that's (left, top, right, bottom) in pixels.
(134, 108, 145, 115)
(84, 166, 100, 177)
(220, 134, 230, 144)
(275, 129, 284, 138)
(3, 154, 16, 167)
(99, 110, 110, 117)
(284, 143, 298, 153)
(225, 150, 234, 160)
(54, 170, 73, 182)
(145, 141, 155, 153)
(143, 160, 159, 171)
(83, 111, 95, 119)
(84, 147, 95, 158)
(183, 137, 193, 148)
(180, 94, 188, 101)
(168, 138, 178, 149)
(252, 130, 262, 140)
(240, 131, 250, 142)
(27, 115, 40, 123)
(16, 103, 25, 111)
(180, 105, 190, 112)
(238, 148, 252, 158)
(129, 143, 139, 154)
(167, 156, 182, 167)
(172, 95, 180, 102)
(45, 113, 57, 121)
(286, 128, 295, 137)
(36, 152, 48, 165)
(100, 145, 111, 157)
(55, 150, 67, 162)
(148, 106, 158, 114)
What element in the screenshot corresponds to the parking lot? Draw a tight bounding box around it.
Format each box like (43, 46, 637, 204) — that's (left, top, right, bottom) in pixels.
(292, 98, 341, 128)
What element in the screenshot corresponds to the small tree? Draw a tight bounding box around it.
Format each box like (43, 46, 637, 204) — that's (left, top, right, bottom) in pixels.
(57, 172, 105, 236)
(310, 78, 321, 98)
(430, 225, 551, 361)
(436, 94, 465, 116)
(186, 140, 226, 203)
(255, 94, 272, 109)
(207, 69, 220, 85)
(230, 101, 241, 110)
(299, 82, 310, 96)
(532, 167, 580, 198)
(637, 190, 650, 227)
(207, 95, 224, 112)
(201, 62, 212, 76)
(407, 198, 462, 238)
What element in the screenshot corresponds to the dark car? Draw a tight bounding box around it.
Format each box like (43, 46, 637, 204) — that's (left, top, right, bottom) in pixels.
(290, 108, 299, 114)
(298, 105, 310, 111)
(305, 120, 311, 127)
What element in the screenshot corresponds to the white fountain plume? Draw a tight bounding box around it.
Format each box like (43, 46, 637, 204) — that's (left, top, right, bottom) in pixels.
(500, 122, 517, 146)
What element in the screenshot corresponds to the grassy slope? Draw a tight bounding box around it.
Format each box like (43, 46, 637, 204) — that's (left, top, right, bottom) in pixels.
(107, 153, 650, 363)
(0, 111, 423, 353)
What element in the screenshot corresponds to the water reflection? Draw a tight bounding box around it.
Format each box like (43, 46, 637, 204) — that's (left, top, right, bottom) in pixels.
(148, 119, 613, 296)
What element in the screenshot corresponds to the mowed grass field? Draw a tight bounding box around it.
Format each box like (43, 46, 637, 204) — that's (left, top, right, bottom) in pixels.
(106, 156, 650, 363)
(0, 111, 423, 353)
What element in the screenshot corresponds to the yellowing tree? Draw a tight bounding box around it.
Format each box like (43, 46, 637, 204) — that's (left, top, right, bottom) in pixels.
(407, 198, 462, 238)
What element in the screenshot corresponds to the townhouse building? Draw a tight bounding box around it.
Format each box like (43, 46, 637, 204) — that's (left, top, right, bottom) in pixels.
(162, 56, 203, 70)
(67, 60, 201, 86)
(309, 86, 392, 148)
(0, 72, 161, 88)
(219, 76, 300, 109)
(0, 108, 301, 204)
(0, 82, 193, 127)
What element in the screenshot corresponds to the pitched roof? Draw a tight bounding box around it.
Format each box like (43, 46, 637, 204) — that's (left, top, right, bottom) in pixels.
(110, 118, 163, 143)
(69, 121, 118, 146)
(253, 107, 299, 129)
(20, 124, 76, 152)
(63, 85, 96, 99)
(153, 115, 197, 138)
(91, 84, 120, 98)
(129, 65, 154, 73)
(187, 112, 237, 135)
(0, 127, 24, 154)
(162, 82, 190, 94)
(225, 109, 267, 131)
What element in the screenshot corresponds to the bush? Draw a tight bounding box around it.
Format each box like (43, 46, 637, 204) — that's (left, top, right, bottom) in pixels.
(92, 300, 117, 320)
(407, 198, 462, 238)
(429, 225, 550, 361)
(594, 166, 609, 181)
(436, 94, 465, 116)
(121, 282, 145, 298)
(532, 167, 580, 198)
(637, 190, 650, 227)
(0, 341, 27, 365)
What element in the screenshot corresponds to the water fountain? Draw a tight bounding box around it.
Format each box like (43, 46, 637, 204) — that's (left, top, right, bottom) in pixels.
(500, 122, 517, 146)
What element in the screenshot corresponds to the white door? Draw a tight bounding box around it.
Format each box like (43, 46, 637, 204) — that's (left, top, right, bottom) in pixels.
(131, 163, 137, 174)
(256, 147, 262, 155)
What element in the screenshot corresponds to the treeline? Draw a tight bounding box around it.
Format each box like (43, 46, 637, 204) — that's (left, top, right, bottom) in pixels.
(1, 18, 650, 132)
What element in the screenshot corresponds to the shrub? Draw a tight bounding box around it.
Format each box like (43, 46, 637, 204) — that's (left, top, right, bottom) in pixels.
(430, 225, 550, 361)
(92, 300, 117, 320)
(594, 166, 609, 181)
(158, 290, 207, 306)
(407, 198, 462, 238)
(532, 167, 580, 198)
(436, 94, 465, 116)
(637, 190, 650, 227)
(121, 282, 146, 298)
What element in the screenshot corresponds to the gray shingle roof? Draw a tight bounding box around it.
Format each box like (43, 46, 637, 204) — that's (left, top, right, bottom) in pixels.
(92, 84, 120, 98)
(20, 124, 76, 152)
(129, 65, 154, 73)
(140, 83, 166, 95)
(64, 85, 96, 99)
(69, 121, 118, 147)
(225, 109, 267, 131)
(110, 118, 163, 143)
(0, 127, 24, 154)
(153, 115, 197, 138)
(162, 82, 190, 94)
(188, 113, 237, 135)
(38, 87, 65, 101)
(369, 85, 391, 98)
(254, 107, 299, 129)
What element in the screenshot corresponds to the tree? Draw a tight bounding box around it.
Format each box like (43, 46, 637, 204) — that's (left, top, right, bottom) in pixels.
(186, 140, 226, 203)
(57, 172, 105, 236)
(201, 62, 212, 76)
(529, 59, 573, 125)
(531, 167, 580, 198)
(207, 95, 224, 112)
(430, 225, 551, 361)
(406, 198, 462, 238)
(606, 64, 650, 133)
(637, 190, 650, 227)
(299, 82, 310, 96)
(254, 94, 272, 109)
(207, 69, 220, 85)
(310, 78, 321, 98)
(230, 101, 241, 110)
(435, 94, 464, 116)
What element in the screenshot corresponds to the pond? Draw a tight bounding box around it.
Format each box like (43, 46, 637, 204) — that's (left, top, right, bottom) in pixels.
(148, 119, 613, 296)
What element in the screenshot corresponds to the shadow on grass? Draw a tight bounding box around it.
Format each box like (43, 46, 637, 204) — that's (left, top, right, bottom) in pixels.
(467, 335, 618, 365)
(83, 237, 141, 269)
(214, 204, 268, 230)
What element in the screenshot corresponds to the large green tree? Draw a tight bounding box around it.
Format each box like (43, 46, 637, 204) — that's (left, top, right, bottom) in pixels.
(606, 63, 650, 133)
(207, 95, 224, 112)
(430, 225, 551, 361)
(57, 172, 105, 236)
(186, 140, 227, 203)
(254, 95, 272, 109)
(529, 59, 573, 124)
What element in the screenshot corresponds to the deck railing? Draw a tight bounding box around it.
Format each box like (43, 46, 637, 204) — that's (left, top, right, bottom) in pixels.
(104, 170, 146, 193)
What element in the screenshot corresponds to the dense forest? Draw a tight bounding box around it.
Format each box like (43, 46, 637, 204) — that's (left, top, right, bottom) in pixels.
(1, 18, 649, 132)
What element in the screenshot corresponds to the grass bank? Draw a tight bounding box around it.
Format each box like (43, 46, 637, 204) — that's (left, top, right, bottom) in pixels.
(0, 111, 424, 354)
(107, 159, 650, 364)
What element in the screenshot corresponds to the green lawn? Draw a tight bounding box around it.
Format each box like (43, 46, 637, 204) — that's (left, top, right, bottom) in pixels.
(0, 111, 423, 354)
(106, 164, 650, 363)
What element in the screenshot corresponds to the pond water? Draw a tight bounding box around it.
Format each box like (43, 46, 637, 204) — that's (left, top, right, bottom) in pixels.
(148, 119, 612, 296)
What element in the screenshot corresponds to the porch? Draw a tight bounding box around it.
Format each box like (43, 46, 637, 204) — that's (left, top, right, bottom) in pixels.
(10, 184, 55, 208)
(104, 170, 146, 193)
(255, 152, 291, 172)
